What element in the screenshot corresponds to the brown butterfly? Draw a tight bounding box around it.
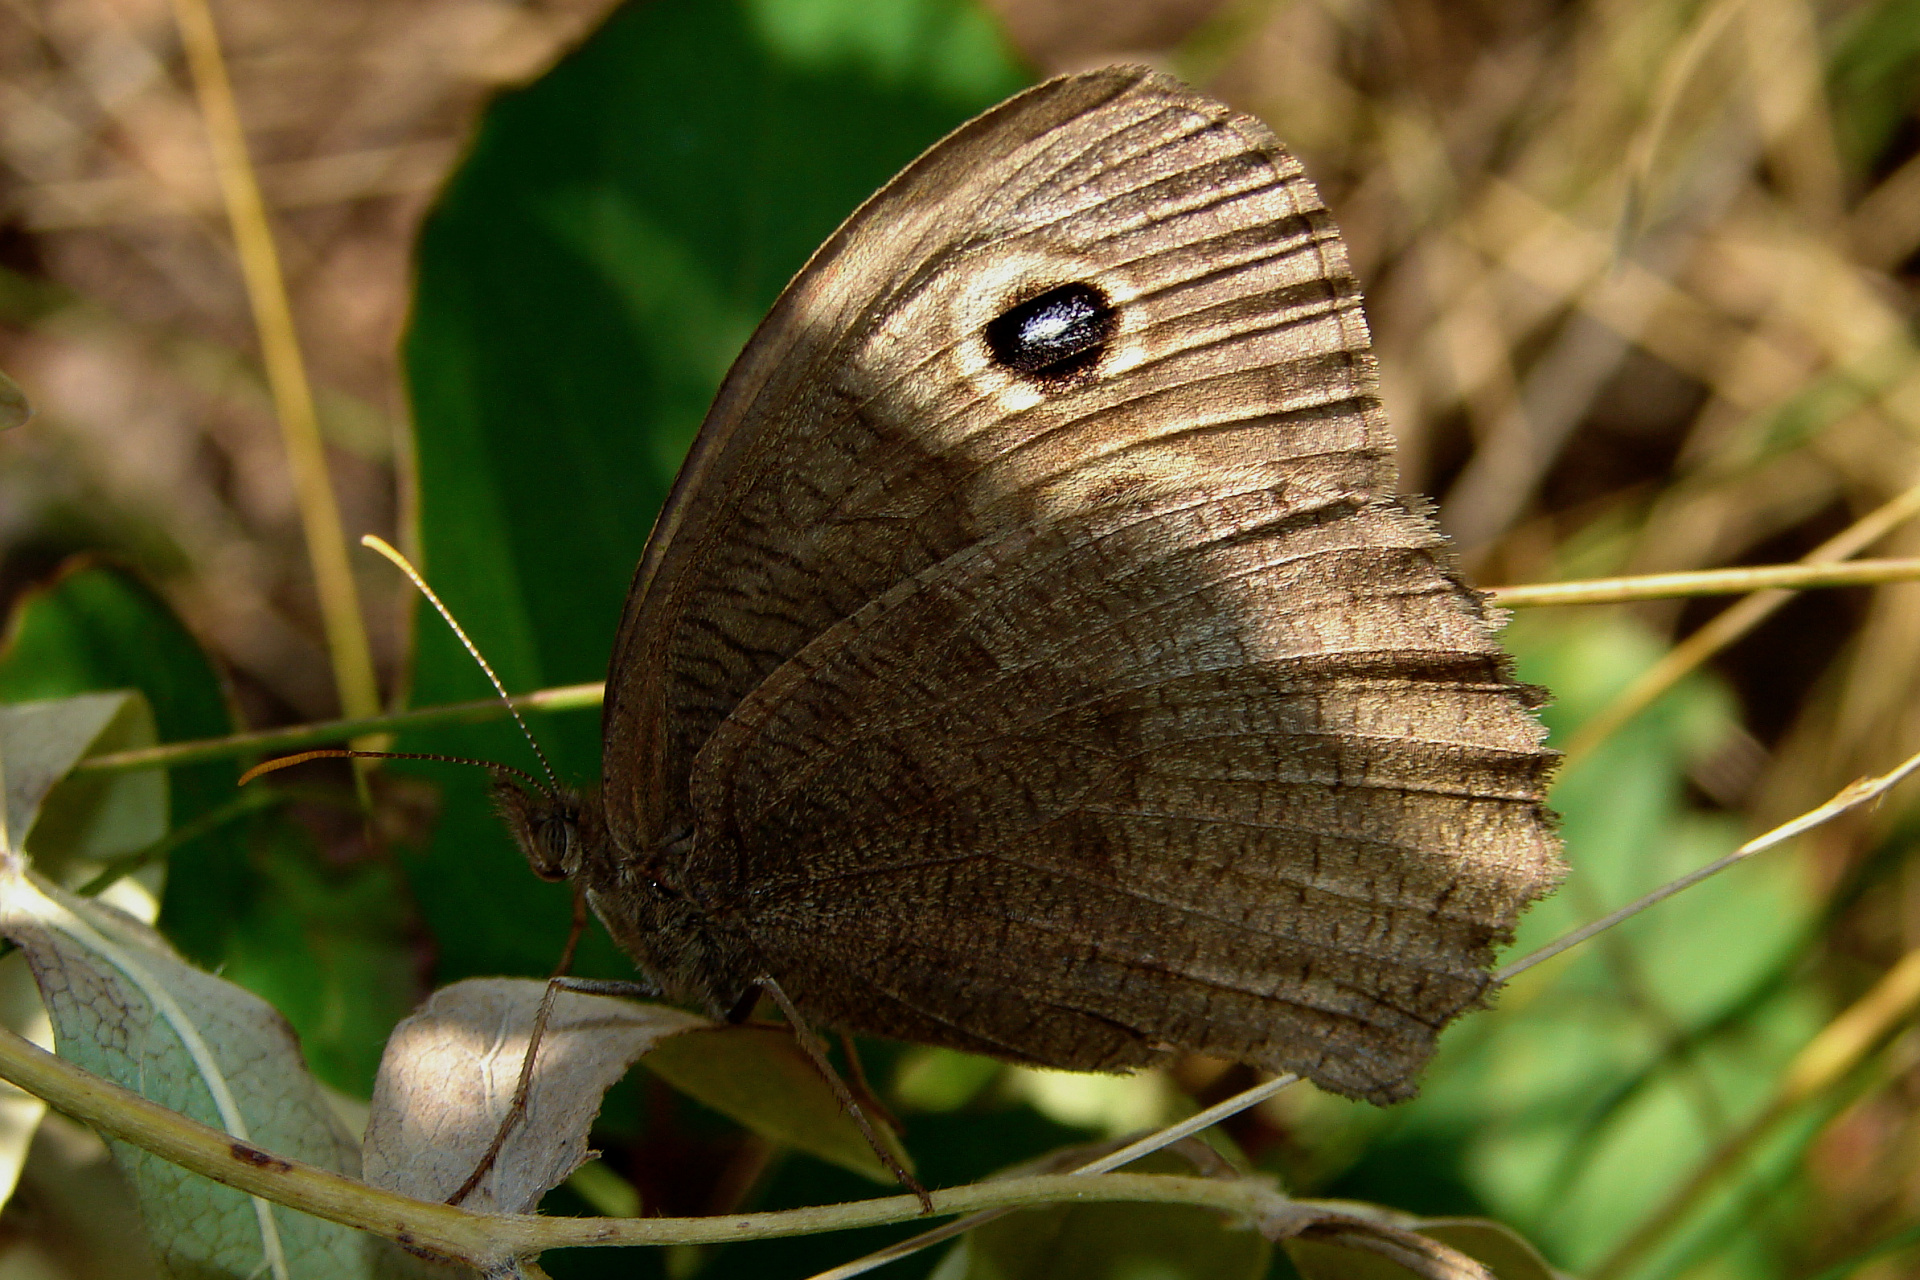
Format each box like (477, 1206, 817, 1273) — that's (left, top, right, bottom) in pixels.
(497, 64, 1563, 1106)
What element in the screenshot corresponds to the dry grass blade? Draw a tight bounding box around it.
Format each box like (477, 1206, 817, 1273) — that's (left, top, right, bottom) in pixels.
(1559, 479, 1920, 768)
(1488, 558, 1920, 607)
(165, 0, 380, 731)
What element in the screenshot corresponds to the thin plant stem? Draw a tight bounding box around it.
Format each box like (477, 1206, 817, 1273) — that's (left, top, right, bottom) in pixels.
(71, 683, 604, 776)
(0, 1024, 1300, 1272)
(1495, 742, 1920, 984)
(1484, 558, 1920, 607)
(804, 1072, 1303, 1280)
(62, 554, 1913, 779)
(1558, 479, 1920, 769)
(167, 0, 381, 731)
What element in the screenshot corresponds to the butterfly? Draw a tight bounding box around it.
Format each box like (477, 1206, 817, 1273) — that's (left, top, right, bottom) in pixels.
(496, 64, 1563, 1106)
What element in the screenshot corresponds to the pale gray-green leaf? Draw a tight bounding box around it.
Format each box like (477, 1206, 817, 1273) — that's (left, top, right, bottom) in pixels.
(1, 691, 161, 867)
(0, 870, 373, 1279)
(0, 691, 164, 1217)
(0, 953, 53, 1205)
(363, 977, 709, 1214)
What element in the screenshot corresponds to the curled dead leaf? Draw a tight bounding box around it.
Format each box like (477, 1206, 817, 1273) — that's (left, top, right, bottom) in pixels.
(362, 978, 710, 1214)
(1264, 1202, 1501, 1280)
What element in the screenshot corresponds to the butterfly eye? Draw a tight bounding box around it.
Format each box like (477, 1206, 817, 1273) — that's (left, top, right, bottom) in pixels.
(984, 282, 1116, 383)
(529, 813, 573, 881)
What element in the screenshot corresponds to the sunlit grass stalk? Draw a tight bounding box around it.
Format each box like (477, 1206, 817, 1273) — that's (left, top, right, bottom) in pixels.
(1558, 478, 1920, 769)
(1495, 742, 1920, 983)
(167, 0, 381, 735)
(1484, 558, 1920, 606)
(72, 683, 603, 776)
(67, 559, 1918, 777)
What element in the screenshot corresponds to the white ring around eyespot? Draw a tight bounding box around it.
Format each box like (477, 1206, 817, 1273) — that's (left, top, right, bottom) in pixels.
(945, 245, 1148, 414)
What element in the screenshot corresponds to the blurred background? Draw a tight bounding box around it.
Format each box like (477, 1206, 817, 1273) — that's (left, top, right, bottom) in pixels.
(3, 0, 1920, 1277)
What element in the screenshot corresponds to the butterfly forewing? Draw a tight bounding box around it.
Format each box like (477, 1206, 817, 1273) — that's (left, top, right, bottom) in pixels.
(597, 66, 1563, 1101)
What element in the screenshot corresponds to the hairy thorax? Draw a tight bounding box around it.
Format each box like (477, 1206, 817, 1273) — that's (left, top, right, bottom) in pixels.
(495, 778, 764, 1018)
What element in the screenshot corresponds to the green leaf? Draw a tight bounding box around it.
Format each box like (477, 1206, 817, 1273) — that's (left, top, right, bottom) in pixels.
(0, 872, 374, 1278)
(0, 690, 366, 1272)
(642, 1024, 912, 1183)
(0, 563, 236, 959)
(894, 1045, 1003, 1112)
(399, 0, 1030, 992)
(207, 810, 421, 1099)
(0, 563, 421, 1097)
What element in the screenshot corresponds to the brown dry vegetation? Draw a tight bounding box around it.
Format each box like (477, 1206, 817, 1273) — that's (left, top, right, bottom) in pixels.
(4, 0, 1920, 1276)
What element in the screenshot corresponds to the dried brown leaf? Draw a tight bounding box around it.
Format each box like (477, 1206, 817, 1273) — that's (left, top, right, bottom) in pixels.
(1264, 1202, 1499, 1280)
(361, 977, 709, 1214)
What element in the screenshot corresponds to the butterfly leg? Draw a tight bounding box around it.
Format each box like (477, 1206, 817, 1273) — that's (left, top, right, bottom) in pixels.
(447, 886, 660, 1207)
(755, 977, 934, 1214)
(839, 1030, 905, 1138)
(443, 971, 661, 1207)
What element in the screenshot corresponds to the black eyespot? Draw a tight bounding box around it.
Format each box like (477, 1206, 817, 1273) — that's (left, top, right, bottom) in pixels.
(984, 282, 1116, 384)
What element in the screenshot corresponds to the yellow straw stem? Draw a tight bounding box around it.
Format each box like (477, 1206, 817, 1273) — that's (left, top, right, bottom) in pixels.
(168, 0, 381, 729)
(1560, 479, 1920, 768)
(1487, 557, 1920, 607)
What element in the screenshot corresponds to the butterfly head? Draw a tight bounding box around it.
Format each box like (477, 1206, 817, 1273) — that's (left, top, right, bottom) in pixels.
(492, 775, 598, 882)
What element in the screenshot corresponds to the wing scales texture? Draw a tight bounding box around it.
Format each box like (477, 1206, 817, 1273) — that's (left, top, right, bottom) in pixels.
(599, 66, 1562, 1102)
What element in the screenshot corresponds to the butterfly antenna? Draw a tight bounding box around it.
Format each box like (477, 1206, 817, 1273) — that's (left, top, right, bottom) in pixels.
(240, 749, 546, 790)
(360, 534, 561, 796)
